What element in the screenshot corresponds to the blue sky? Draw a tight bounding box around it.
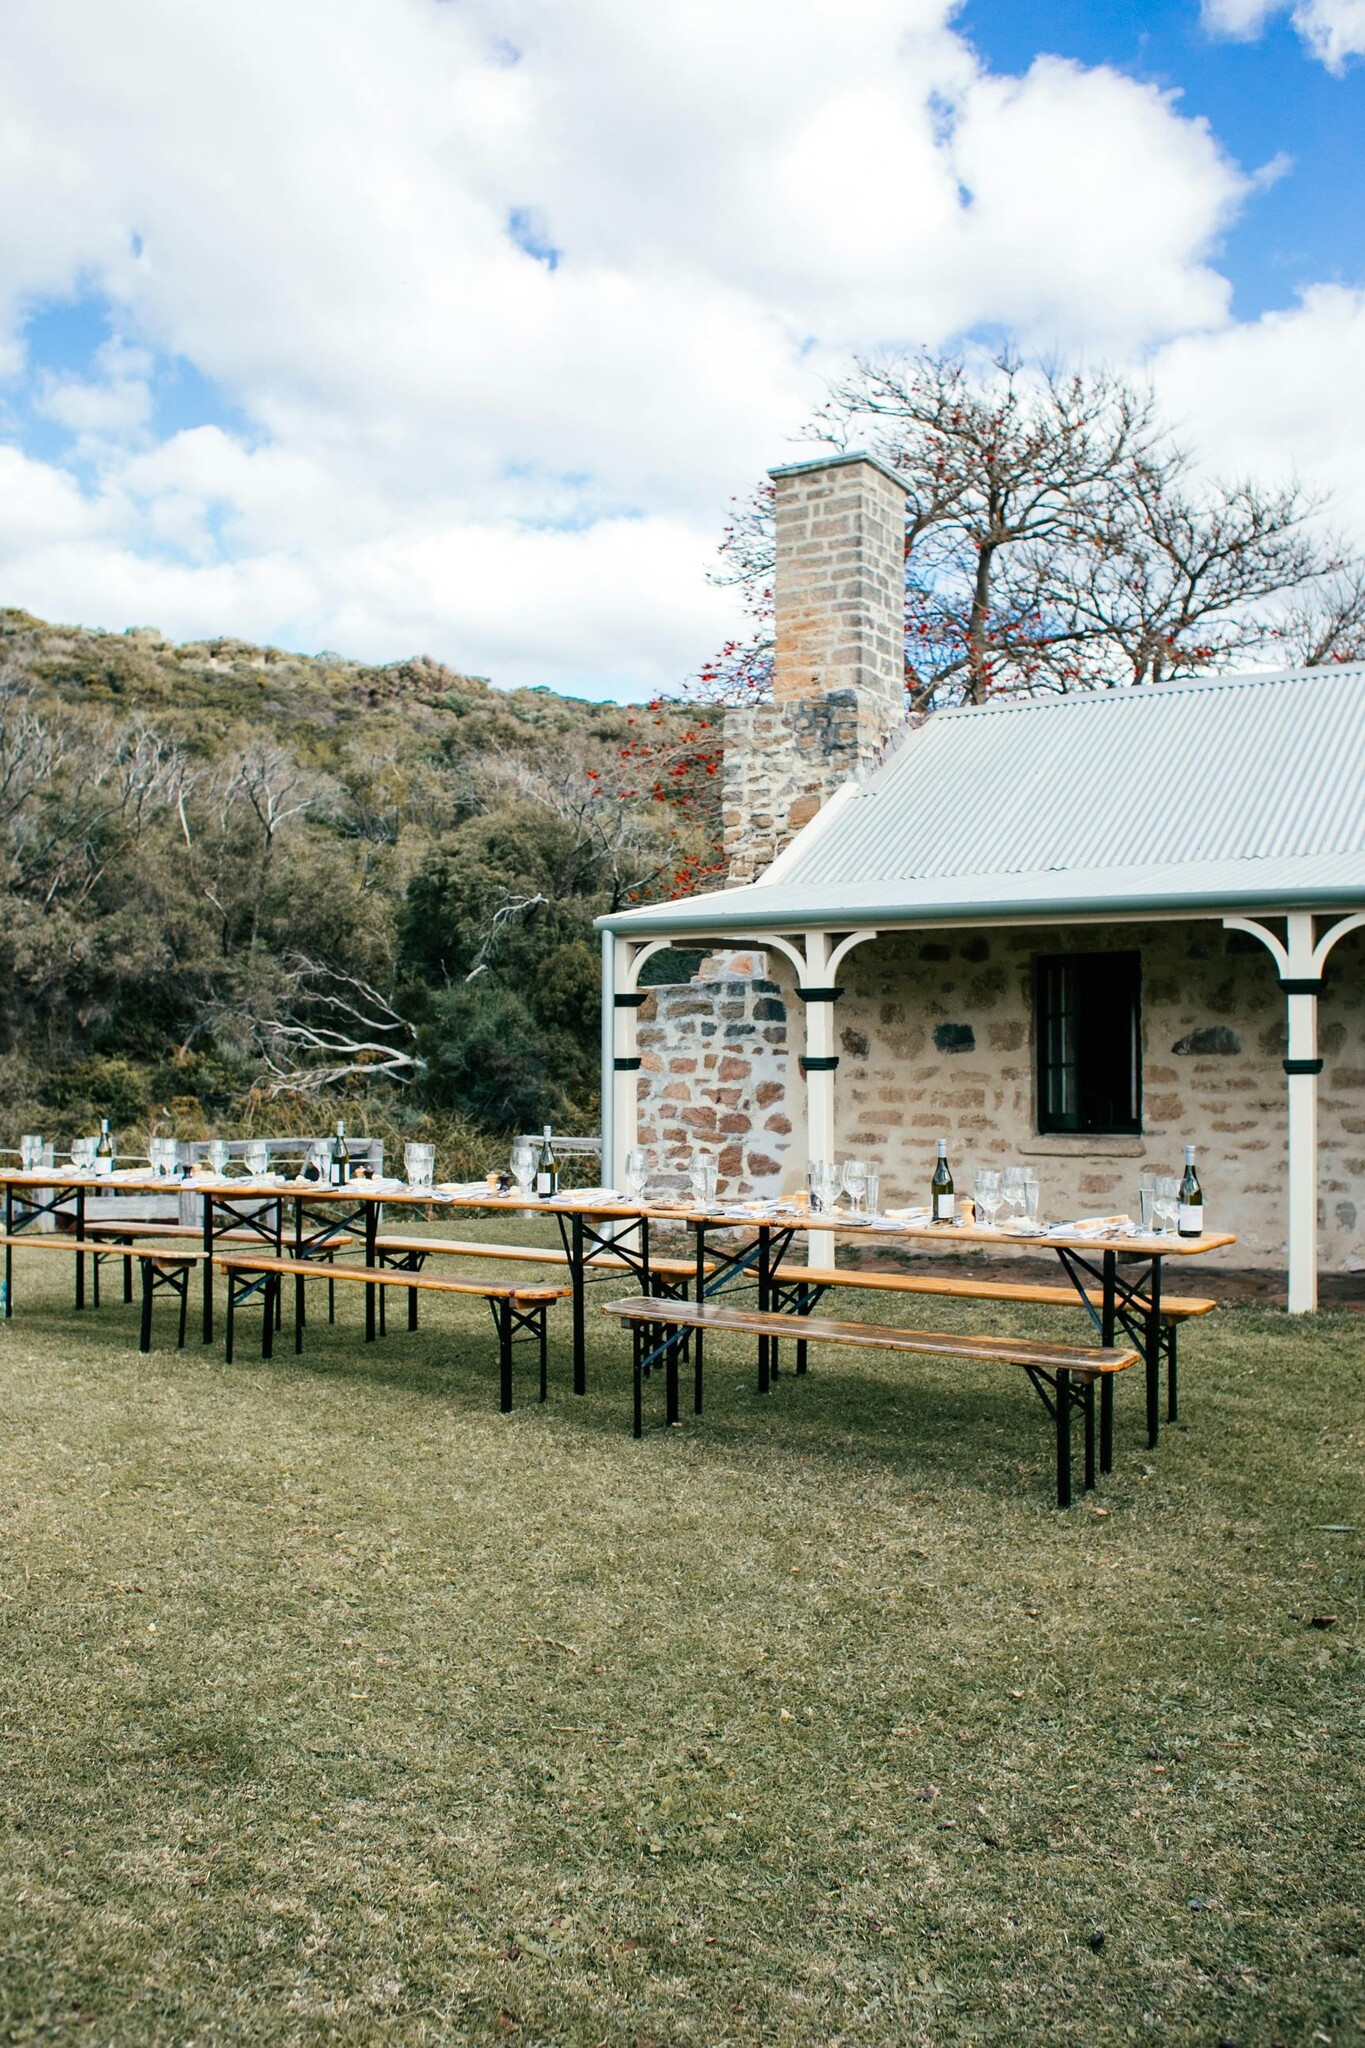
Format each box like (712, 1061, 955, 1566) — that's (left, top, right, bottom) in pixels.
(963, 0, 1364, 318)
(0, 0, 1361, 698)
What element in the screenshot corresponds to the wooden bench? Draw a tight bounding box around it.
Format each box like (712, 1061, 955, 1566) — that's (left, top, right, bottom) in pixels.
(215, 1255, 571, 1411)
(0, 1234, 203, 1350)
(602, 1295, 1137, 1508)
(81, 1220, 271, 1306)
(766, 1264, 1215, 1426)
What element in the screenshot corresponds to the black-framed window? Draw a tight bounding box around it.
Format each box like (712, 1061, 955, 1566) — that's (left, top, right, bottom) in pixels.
(1035, 952, 1142, 1135)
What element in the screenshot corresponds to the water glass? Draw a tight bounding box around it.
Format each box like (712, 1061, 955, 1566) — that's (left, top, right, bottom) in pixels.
(1001, 1164, 1026, 1224)
(208, 1139, 229, 1176)
(405, 1141, 436, 1192)
(1137, 1180, 1156, 1234)
(841, 1158, 869, 1214)
(1022, 1169, 1041, 1227)
(19, 1135, 43, 1172)
(973, 1168, 1002, 1228)
(862, 1169, 880, 1219)
(688, 1155, 718, 1209)
(623, 1147, 648, 1202)
(245, 1141, 269, 1178)
(149, 1138, 174, 1178)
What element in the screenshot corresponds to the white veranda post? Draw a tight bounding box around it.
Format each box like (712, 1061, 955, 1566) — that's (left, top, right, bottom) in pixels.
(1223, 911, 1365, 1314)
(607, 938, 677, 1189)
(753, 929, 879, 1267)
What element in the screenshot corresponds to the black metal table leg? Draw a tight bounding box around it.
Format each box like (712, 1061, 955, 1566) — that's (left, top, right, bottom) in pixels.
(1145, 1256, 1162, 1449)
(364, 1200, 378, 1342)
(572, 1212, 586, 1394)
(693, 1221, 706, 1408)
(665, 1323, 679, 1425)
(202, 1192, 214, 1343)
(1056, 1366, 1072, 1509)
(757, 1226, 771, 1394)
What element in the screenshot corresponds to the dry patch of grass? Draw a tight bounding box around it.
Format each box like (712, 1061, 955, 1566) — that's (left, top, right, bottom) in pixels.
(0, 1223, 1360, 2045)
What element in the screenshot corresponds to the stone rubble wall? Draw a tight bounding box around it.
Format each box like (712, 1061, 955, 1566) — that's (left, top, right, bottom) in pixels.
(632, 920, 1365, 1273)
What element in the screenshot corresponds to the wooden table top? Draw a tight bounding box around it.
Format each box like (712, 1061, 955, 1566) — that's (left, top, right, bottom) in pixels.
(0, 1170, 1235, 1258)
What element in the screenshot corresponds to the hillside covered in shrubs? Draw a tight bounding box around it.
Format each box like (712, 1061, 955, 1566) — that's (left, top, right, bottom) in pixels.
(0, 610, 720, 1156)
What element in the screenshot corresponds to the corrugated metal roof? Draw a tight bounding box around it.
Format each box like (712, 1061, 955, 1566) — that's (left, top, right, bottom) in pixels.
(602, 665, 1365, 936)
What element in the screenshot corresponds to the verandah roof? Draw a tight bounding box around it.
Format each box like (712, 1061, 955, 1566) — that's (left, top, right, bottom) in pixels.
(598, 664, 1365, 939)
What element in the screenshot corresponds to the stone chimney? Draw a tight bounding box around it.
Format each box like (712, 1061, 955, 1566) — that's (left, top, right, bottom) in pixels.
(723, 452, 908, 885)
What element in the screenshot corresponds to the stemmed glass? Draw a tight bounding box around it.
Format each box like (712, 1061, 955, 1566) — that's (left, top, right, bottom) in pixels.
(973, 1168, 1002, 1229)
(623, 1147, 648, 1203)
(208, 1139, 230, 1177)
(807, 1160, 837, 1215)
(510, 1140, 536, 1200)
(1001, 1165, 1026, 1226)
(245, 1141, 269, 1178)
(70, 1137, 95, 1174)
(1154, 1175, 1179, 1236)
(841, 1158, 869, 1216)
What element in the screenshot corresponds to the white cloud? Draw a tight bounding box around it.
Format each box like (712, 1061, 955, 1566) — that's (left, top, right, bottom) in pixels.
(1203, 0, 1365, 71)
(1152, 285, 1365, 535)
(0, 0, 1297, 695)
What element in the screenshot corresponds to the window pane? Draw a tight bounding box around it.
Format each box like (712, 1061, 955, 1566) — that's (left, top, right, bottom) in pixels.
(1036, 952, 1141, 1135)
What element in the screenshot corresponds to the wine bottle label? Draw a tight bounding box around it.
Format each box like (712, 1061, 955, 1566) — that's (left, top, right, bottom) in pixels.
(537, 1170, 552, 1195)
(93, 1157, 112, 1177)
(933, 1192, 955, 1222)
(1179, 1202, 1202, 1233)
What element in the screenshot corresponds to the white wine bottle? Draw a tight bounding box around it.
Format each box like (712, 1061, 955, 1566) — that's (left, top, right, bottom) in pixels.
(333, 1118, 349, 1187)
(931, 1138, 955, 1223)
(1178, 1144, 1203, 1238)
(536, 1126, 558, 1200)
(94, 1118, 114, 1177)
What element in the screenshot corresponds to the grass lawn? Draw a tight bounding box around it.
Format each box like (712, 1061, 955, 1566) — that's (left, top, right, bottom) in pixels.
(0, 1218, 1361, 2046)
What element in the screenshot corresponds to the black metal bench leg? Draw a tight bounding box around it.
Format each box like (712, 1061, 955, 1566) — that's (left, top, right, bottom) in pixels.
(1167, 1324, 1178, 1424)
(539, 1306, 548, 1402)
(123, 1252, 134, 1305)
(328, 1276, 334, 1324)
(694, 1320, 703, 1414)
(295, 1270, 306, 1354)
(139, 1260, 154, 1354)
(633, 1323, 643, 1438)
(262, 1275, 277, 1360)
(1100, 1374, 1114, 1474)
(408, 1282, 418, 1332)
(665, 1325, 679, 1425)
(1083, 1375, 1096, 1492)
(176, 1268, 188, 1350)
(225, 1276, 235, 1365)
(92, 1253, 100, 1309)
(1056, 1367, 1072, 1509)
(498, 1298, 513, 1413)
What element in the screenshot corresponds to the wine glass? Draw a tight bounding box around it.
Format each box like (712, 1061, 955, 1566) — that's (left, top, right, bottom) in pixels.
(70, 1137, 94, 1174)
(841, 1158, 869, 1215)
(807, 1160, 836, 1215)
(510, 1140, 536, 1199)
(623, 1147, 648, 1202)
(1001, 1165, 1026, 1226)
(973, 1168, 1002, 1228)
(208, 1139, 229, 1176)
(1154, 1175, 1178, 1236)
(245, 1141, 269, 1179)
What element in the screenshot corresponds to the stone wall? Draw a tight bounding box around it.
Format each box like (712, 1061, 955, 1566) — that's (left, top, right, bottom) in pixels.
(635, 969, 795, 1198)
(633, 919, 1365, 1272)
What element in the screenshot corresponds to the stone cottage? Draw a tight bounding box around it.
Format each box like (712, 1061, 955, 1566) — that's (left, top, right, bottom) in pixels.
(597, 451, 1365, 1311)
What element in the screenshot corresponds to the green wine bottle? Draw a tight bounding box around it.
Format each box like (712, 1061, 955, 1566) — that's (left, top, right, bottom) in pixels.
(536, 1126, 558, 1200)
(931, 1138, 954, 1223)
(1178, 1145, 1203, 1238)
